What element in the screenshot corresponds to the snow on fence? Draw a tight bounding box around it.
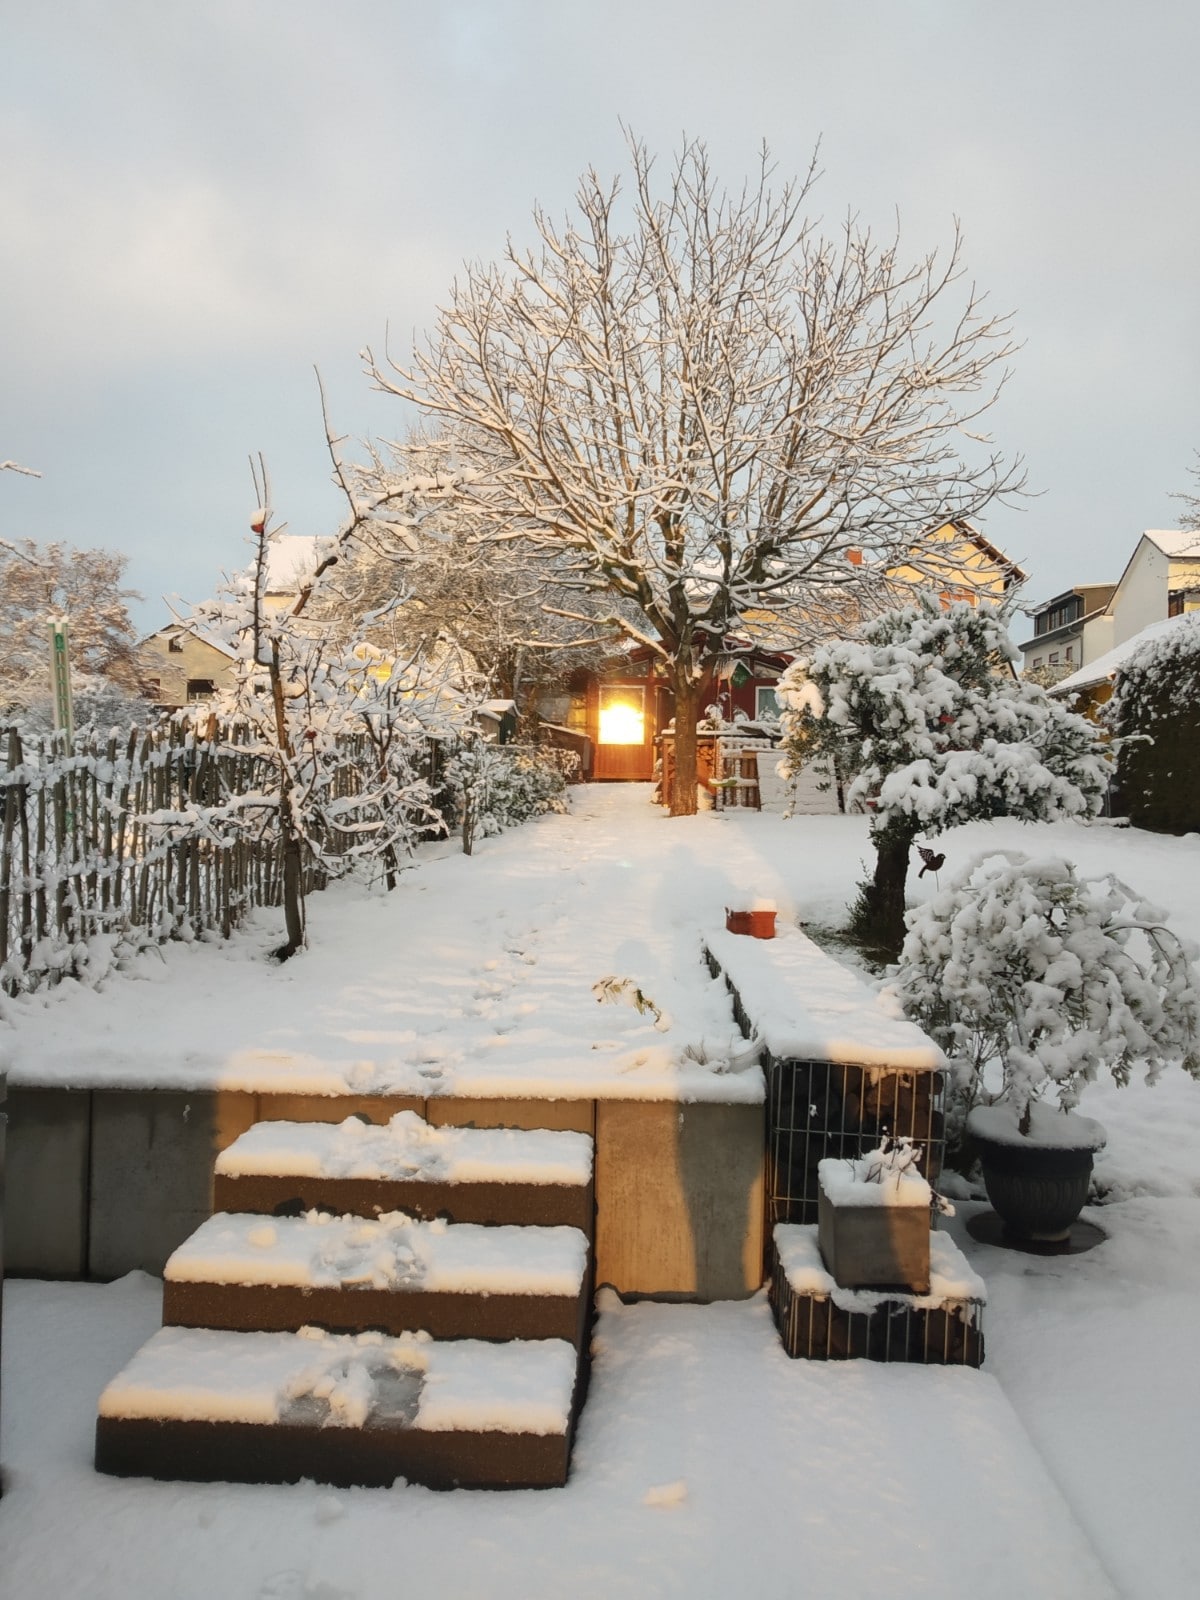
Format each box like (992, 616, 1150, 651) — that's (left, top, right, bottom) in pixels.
(0, 725, 575, 995)
(0, 721, 446, 995)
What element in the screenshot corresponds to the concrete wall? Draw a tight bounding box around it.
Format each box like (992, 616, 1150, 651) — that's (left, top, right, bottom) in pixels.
(594, 1100, 764, 1300)
(5, 1088, 766, 1300)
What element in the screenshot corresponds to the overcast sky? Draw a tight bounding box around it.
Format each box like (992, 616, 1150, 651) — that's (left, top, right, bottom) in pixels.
(3, 1, 1198, 635)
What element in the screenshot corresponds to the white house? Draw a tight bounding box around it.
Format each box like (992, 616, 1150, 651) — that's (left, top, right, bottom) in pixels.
(1106, 529, 1200, 641)
(1018, 584, 1116, 681)
(1020, 530, 1200, 683)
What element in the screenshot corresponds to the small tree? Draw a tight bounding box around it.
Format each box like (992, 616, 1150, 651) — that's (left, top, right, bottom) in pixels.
(895, 853, 1200, 1150)
(778, 594, 1109, 956)
(191, 461, 463, 957)
(369, 135, 1023, 816)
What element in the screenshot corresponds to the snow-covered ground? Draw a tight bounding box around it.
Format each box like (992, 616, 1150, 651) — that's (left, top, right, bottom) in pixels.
(3, 785, 1200, 1597)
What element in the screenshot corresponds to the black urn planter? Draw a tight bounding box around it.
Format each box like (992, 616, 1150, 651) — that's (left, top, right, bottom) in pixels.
(967, 1105, 1106, 1243)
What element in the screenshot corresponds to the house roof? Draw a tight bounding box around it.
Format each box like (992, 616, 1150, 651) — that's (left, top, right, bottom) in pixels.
(1017, 603, 1112, 653)
(1025, 583, 1117, 617)
(1051, 612, 1193, 696)
(937, 517, 1028, 586)
(1142, 529, 1200, 560)
(140, 620, 237, 659)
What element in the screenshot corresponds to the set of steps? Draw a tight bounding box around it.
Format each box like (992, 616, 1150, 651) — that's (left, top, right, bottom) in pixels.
(94, 1110, 595, 1489)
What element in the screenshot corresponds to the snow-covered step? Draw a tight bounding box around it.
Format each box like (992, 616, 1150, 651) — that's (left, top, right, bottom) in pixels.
(163, 1212, 591, 1345)
(769, 1223, 985, 1366)
(213, 1112, 594, 1231)
(95, 1325, 581, 1490)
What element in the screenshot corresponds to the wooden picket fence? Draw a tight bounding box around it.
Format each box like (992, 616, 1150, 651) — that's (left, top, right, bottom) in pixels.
(0, 721, 446, 995)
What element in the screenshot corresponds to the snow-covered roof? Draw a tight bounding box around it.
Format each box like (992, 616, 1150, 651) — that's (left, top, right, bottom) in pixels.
(1143, 529, 1200, 561)
(263, 534, 336, 595)
(140, 620, 237, 659)
(1052, 612, 1194, 695)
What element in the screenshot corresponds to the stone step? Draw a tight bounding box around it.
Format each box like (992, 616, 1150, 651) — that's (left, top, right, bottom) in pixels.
(769, 1223, 986, 1366)
(213, 1112, 594, 1231)
(95, 1325, 581, 1490)
(162, 1212, 591, 1345)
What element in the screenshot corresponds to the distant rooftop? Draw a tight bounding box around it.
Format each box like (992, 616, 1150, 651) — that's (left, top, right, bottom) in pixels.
(1052, 612, 1193, 695)
(1142, 529, 1200, 560)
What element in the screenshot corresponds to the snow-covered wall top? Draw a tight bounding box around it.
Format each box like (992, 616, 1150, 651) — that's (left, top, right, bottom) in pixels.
(705, 924, 947, 1070)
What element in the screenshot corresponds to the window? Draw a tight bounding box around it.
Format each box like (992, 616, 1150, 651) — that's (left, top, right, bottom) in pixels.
(1033, 657, 1043, 669)
(1036, 597, 1082, 635)
(598, 686, 645, 745)
(1065, 645, 1074, 662)
(186, 678, 215, 702)
(144, 677, 161, 700)
(1049, 652, 1060, 666)
(168, 635, 185, 654)
(755, 686, 781, 720)
(1169, 591, 1185, 617)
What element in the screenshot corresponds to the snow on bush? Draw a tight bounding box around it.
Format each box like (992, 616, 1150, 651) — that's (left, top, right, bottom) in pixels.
(893, 851, 1200, 1147)
(777, 593, 1110, 951)
(1108, 611, 1200, 834)
(445, 742, 571, 851)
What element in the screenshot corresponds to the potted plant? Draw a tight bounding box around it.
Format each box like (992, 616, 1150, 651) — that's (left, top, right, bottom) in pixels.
(817, 1137, 935, 1293)
(894, 852, 1200, 1241)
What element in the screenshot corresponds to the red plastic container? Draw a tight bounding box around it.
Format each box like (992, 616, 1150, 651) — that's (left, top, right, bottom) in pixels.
(726, 907, 776, 939)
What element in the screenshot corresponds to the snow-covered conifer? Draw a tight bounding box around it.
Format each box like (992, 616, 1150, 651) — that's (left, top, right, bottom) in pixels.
(778, 593, 1108, 953)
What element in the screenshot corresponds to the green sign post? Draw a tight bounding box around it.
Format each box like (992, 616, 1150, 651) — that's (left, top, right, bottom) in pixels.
(48, 618, 74, 743)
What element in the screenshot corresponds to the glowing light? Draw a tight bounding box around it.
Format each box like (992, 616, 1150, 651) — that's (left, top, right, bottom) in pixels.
(599, 702, 645, 745)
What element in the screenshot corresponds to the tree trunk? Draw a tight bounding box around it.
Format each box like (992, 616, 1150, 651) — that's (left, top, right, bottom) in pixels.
(850, 821, 916, 957)
(269, 637, 305, 960)
(669, 668, 700, 817)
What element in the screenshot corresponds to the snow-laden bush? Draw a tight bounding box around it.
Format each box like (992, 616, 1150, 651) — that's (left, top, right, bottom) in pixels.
(445, 742, 572, 852)
(1108, 612, 1200, 834)
(778, 594, 1109, 955)
(893, 852, 1200, 1154)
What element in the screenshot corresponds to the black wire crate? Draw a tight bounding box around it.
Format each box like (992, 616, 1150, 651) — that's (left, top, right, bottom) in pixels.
(769, 1239, 984, 1367)
(765, 1056, 945, 1228)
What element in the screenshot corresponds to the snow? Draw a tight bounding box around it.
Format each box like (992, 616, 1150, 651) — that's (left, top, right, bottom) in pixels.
(707, 922, 946, 1069)
(214, 1113, 593, 1187)
(98, 1324, 577, 1435)
(1052, 611, 1197, 694)
(1142, 527, 1200, 560)
(165, 1212, 589, 1296)
(817, 1151, 933, 1207)
(4, 1274, 1119, 1600)
(969, 1102, 1107, 1152)
(775, 1224, 987, 1310)
(5, 789, 1200, 1594)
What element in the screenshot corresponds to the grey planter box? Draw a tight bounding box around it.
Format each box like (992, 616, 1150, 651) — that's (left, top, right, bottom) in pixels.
(817, 1184, 930, 1294)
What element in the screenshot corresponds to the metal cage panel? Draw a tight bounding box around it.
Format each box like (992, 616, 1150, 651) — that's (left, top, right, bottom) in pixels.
(765, 1056, 945, 1229)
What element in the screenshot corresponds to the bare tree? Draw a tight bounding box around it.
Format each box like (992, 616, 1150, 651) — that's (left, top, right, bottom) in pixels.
(1173, 451, 1200, 529)
(368, 135, 1023, 815)
(0, 537, 143, 717)
(317, 423, 619, 725)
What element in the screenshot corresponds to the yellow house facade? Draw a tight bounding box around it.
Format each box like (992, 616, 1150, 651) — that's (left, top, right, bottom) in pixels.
(887, 518, 1026, 605)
